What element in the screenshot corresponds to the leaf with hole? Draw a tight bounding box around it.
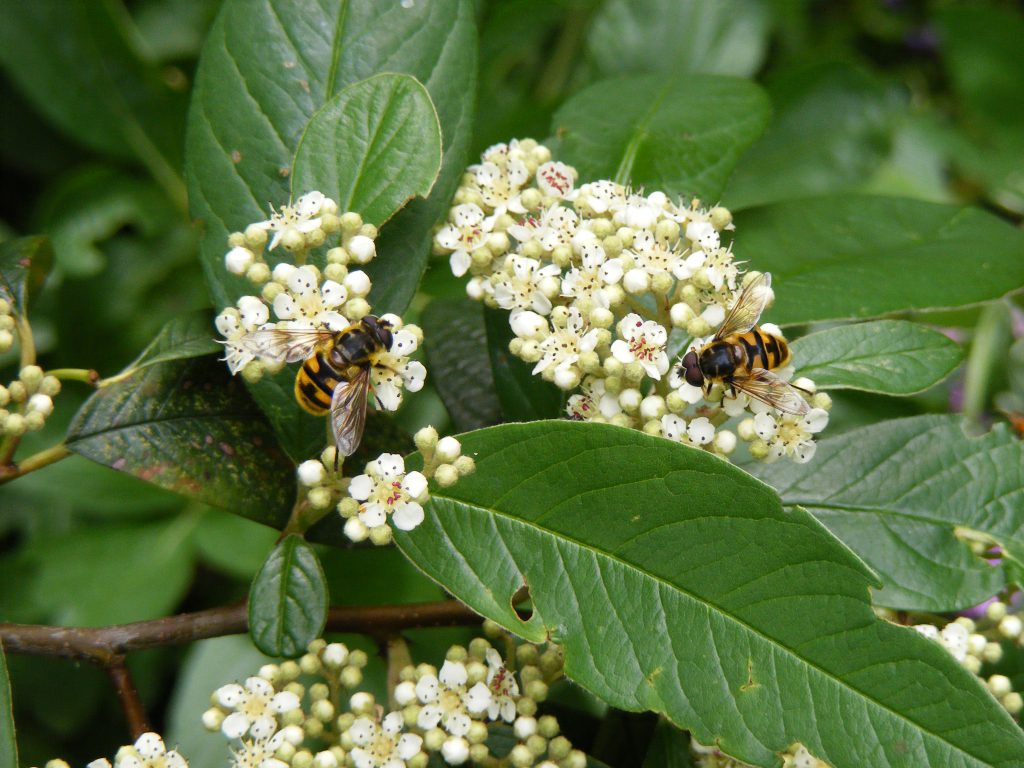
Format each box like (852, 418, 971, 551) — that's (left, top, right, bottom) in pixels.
(396, 421, 1024, 767)
(790, 320, 963, 395)
(249, 535, 328, 658)
(756, 415, 1023, 610)
(67, 355, 295, 528)
(551, 74, 769, 200)
(737, 195, 1024, 325)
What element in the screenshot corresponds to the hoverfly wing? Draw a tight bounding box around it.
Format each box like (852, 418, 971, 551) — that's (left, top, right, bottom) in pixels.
(231, 328, 334, 363)
(731, 367, 810, 416)
(330, 367, 370, 457)
(714, 272, 773, 340)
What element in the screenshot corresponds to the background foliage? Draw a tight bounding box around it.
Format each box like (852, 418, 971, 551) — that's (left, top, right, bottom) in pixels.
(1, 1, 1023, 766)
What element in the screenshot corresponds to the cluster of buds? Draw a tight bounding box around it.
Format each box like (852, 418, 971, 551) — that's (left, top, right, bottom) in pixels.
(0, 296, 14, 352)
(0, 364, 61, 437)
(190, 631, 580, 768)
(436, 140, 829, 464)
(297, 427, 475, 544)
(911, 600, 1024, 716)
(691, 740, 830, 768)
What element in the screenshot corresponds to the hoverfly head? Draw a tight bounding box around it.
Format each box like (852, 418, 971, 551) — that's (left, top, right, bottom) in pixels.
(679, 349, 704, 388)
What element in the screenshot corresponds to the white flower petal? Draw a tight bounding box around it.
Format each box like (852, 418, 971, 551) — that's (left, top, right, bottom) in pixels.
(416, 675, 440, 703)
(403, 471, 428, 498)
(271, 691, 301, 712)
(439, 660, 468, 687)
(392, 501, 424, 531)
(359, 502, 387, 528)
(134, 732, 165, 758)
(348, 717, 375, 745)
(464, 682, 492, 714)
(375, 380, 402, 411)
(401, 361, 427, 392)
(216, 683, 245, 708)
(450, 249, 471, 277)
(221, 711, 251, 739)
(349, 474, 374, 501)
(397, 733, 424, 760)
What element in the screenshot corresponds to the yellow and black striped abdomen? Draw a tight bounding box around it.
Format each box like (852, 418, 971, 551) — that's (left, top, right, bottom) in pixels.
(734, 327, 791, 373)
(295, 353, 341, 415)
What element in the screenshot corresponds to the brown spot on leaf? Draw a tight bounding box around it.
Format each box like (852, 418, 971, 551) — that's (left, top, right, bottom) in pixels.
(279, 167, 291, 178)
(231, 150, 242, 164)
(112, 458, 127, 470)
(218, 442, 235, 457)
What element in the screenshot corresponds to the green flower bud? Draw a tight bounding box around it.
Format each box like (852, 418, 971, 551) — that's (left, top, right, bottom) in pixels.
(4, 413, 26, 436)
(25, 411, 45, 431)
(526, 734, 547, 756)
(292, 749, 314, 768)
(369, 525, 393, 546)
(312, 698, 335, 722)
(321, 212, 341, 234)
(424, 727, 446, 751)
(228, 231, 247, 248)
(547, 735, 572, 759)
(39, 376, 61, 397)
(709, 206, 733, 230)
(525, 679, 548, 701)
(341, 212, 364, 233)
(516, 696, 537, 717)
(509, 744, 534, 768)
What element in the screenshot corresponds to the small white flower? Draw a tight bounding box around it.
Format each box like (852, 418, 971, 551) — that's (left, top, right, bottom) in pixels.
(507, 204, 578, 253)
(370, 328, 427, 412)
(256, 192, 328, 250)
(225, 246, 255, 275)
(532, 308, 600, 378)
(215, 676, 300, 740)
(687, 416, 715, 445)
(441, 737, 470, 765)
(562, 242, 623, 308)
(416, 660, 493, 737)
(348, 453, 428, 532)
(347, 712, 423, 768)
(685, 219, 720, 251)
(493, 256, 561, 315)
(485, 648, 518, 722)
(575, 180, 625, 215)
(941, 622, 969, 662)
(437, 204, 492, 277)
(272, 266, 348, 330)
(611, 314, 670, 380)
(297, 459, 326, 486)
(510, 309, 547, 340)
(535, 161, 575, 199)
(348, 235, 377, 264)
(112, 732, 188, 768)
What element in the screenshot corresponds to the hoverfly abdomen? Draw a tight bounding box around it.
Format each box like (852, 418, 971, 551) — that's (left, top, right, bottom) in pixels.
(295, 351, 342, 415)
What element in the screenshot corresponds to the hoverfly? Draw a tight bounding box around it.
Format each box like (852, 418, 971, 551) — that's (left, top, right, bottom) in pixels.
(230, 315, 394, 456)
(676, 272, 809, 415)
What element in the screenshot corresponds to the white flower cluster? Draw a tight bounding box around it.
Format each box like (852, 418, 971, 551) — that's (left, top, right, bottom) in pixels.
(691, 740, 831, 768)
(0, 364, 61, 438)
(296, 427, 475, 544)
(910, 602, 1024, 716)
(195, 632, 581, 768)
(215, 192, 424, 419)
(42, 733, 188, 768)
(437, 140, 831, 464)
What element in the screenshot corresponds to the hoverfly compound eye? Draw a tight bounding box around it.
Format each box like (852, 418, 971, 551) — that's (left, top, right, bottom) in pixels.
(681, 350, 704, 388)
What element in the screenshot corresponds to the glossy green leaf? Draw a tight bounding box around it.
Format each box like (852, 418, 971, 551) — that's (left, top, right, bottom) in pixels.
(396, 421, 1024, 767)
(249, 535, 327, 658)
(0, 236, 53, 317)
(422, 299, 502, 431)
(484, 307, 562, 422)
(724, 64, 904, 210)
(552, 74, 770, 200)
(790, 320, 963, 395)
(114, 311, 221, 377)
(0, 0, 187, 207)
(758, 415, 1023, 610)
(186, 0, 476, 459)
(587, 0, 770, 78)
(0, 644, 15, 768)
(292, 74, 442, 228)
(66, 355, 295, 528)
(736, 195, 1024, 326)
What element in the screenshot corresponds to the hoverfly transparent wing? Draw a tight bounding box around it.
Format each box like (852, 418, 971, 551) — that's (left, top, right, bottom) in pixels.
(229, 328, 334, 364)
(730, 367, 810, 416)
(714, 272, 773, 340)
(330, 366, 371, 457)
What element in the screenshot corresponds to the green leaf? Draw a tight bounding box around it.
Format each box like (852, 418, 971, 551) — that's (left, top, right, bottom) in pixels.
(0, 236, 53, 317)
(186, 0, 476, 459)
(0, 644, 15, 768)
(757, 415, 1023, 610)
(736, 195, 1024, 325)
(790, 320, 963, 395)
(249, 535, 327, 658)
(36, 167, 173, 277)
(422, 299, 502, 431)
(587, 0, 770, 78)
(484, 307, 562, 422)
(0, 0, 187, 208)
(292, 73, 442, 227)
(112, 311, 221, 378)
(552, 74, 770, 200)
(67, 355, 295, 528)
(396, 421, 1024, 767)
(724, 64, 904, 210)
(26, 517, 198, 626)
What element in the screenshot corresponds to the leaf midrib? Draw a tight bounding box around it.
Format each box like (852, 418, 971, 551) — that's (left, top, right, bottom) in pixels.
(433, 492, 986, 765)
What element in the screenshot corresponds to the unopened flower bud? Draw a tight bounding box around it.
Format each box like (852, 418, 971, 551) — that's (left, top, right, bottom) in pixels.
(415, 426, 439, 452)
(435, 463, 459, 487)
(226, 246, 255, 275)
(999, 615, 1022, 639)
(298, 459, 326, 486)
(436, 436, 462, 462)
(344, 517, 369, 542)
(988, 674, 1012, 697)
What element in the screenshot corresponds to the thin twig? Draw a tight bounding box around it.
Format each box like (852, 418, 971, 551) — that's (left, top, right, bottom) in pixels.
(0, 443, 72, 484)
(107, 657, 151, 738)
(0, 600, 481, 664)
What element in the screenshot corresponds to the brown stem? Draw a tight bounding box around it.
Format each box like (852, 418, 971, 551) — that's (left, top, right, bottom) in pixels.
(0, 600, 481, 664)
(107, 657, 151, 738)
